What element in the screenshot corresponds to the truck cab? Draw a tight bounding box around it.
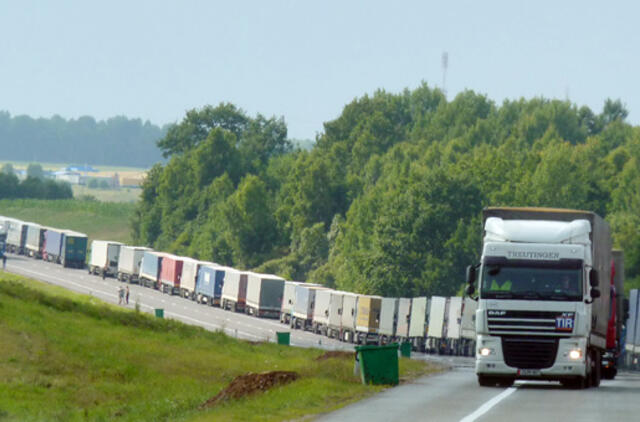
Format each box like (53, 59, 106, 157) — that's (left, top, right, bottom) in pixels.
(468, 208, 611, 389)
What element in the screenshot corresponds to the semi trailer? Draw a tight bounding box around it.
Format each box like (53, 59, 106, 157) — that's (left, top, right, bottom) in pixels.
(89, 240, 123, 277)
(378, 297, 399, 345)
(117, 246, 150, 283)
(246, 273, 285, 318)
(221, 269, 249, 312)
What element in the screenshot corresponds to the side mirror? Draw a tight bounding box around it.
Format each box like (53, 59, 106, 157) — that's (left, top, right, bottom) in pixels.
(466, 265, 476, 285)
(589, 269, 599, 287)
(466, 284, 476, 296)
(590, 288, 601, 299)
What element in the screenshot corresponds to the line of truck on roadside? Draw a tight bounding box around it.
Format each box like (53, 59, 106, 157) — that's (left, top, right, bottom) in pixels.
(0, 215, 478, 355)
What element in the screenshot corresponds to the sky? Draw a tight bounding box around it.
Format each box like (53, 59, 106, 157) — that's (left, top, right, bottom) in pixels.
(1, 0, 638, 140)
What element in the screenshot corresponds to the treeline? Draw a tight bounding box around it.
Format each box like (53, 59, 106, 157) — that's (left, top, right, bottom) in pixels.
(0, 112, 167, 167)
(0, 172, 72, 200)
(133, 87, 640, 297)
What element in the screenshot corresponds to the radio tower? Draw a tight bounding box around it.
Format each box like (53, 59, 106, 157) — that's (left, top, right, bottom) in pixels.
(442, 51, 448, 99)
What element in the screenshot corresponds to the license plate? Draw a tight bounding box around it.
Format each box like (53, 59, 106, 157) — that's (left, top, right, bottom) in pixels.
(518, 369, 541, 376)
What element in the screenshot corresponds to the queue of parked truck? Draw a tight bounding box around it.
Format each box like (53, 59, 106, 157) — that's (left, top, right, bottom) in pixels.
(0, 215, 479, 356)
(1, 207, 637, 389)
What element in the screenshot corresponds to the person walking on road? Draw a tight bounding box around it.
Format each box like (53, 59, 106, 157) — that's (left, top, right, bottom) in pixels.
(125, 286, 130, 305)
(2, 255, 6, 270)
(118, 285, 125, 305)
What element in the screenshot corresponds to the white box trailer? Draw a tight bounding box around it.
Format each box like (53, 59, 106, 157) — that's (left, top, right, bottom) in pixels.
(221, 269, 249, 312)
(444, 296, 463, 355)
(340, 293, 359, 343)
(312, 289, 333, 335)
(117, 246, 150, 283)
(378, 297, 399, 344)
(6, 218, 29, 254)
(327, 291, 349, 339)
(460, 297, 478, 357)
(409, 297, 429, 352)
(292, 284, 326, 330)
(396, 298, 412, 340)
(89, 240, 123, 277)
(246, 272, 285, 318)
(25, 223, 45, 258)
(281, 281, 304, 324)
(427, 296, 448, 354)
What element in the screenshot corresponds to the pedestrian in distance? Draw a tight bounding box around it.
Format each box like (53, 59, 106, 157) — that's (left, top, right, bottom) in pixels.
(2, 254, 6, 270)
(118, 285, 125, 305)
(126, 286, 130, 305)
(102, 266, 106, 280)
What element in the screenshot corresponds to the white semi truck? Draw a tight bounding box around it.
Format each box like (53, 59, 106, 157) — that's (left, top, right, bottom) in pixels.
(467, 207, 612, 389)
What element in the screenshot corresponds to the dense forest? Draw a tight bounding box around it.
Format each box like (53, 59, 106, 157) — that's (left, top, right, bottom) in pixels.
(132, 86, 640, 297)
(0, 112, 166, 167)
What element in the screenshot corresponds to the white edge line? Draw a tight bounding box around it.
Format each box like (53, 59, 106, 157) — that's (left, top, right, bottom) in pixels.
(459, 386, 519, 422)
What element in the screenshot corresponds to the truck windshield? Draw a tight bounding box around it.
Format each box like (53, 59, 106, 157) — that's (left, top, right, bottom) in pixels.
(480, 258, 583, 301)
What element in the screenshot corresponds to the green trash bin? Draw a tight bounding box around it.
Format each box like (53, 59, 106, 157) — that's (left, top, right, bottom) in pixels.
(355, 343, 399, 385)
(400, 342, 412, 358)
(276, 331, 290, 345)
(154, 308, 164, 318)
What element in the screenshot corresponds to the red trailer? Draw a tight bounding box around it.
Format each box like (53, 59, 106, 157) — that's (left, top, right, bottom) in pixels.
(159, 254, 183, 295)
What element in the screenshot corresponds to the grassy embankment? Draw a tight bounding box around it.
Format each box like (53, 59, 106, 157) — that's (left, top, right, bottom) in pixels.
(0, 273, 438, 421)
(0, 199, 135, 244)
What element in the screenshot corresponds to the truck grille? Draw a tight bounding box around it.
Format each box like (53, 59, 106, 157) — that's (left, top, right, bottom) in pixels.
(502, 337, 558, 369)
(487, 310, 574, 336)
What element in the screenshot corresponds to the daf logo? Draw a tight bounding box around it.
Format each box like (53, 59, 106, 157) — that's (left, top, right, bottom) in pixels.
(488, 310, 506, 316)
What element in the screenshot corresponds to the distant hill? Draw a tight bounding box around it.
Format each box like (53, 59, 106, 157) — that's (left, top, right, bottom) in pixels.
(0, 112, 168, 167)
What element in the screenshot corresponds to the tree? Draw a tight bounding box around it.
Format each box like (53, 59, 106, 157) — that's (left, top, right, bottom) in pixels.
(26, 163, 44, 179)
(157, 103, 249, 158)
(1, 163, 14, 175)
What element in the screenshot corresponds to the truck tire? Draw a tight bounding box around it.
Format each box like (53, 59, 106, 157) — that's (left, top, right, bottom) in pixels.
(602, 367, 617, 380)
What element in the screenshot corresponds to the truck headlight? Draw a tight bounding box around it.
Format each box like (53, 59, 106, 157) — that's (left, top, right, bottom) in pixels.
(568, 349, 582, 360)
(479, 347, 493, 356)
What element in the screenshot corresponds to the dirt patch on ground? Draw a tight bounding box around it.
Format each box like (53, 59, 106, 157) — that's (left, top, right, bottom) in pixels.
(314, 350, 354, 361)
(200, 371, 299, 408)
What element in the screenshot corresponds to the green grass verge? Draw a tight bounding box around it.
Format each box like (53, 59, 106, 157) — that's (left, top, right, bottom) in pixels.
(0, 273, 440, 421)
(0, 199, 135, 244)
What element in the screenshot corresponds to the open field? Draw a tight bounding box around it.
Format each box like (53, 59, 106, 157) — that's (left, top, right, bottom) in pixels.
(0, 199, 135, 244)
(0, 273, 436, 421)
(0, 161, 150, 173)
(72, 185, 142, 203)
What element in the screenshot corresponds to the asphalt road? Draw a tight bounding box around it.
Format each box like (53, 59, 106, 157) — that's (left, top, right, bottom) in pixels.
(319, 356, 640, 422)
(6, 254, 640, 421)
(3, 253, 352, 350)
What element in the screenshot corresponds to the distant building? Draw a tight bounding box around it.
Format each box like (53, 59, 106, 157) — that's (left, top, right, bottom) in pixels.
(53, 171, 82, 185)
(119, 174, 145, 187)
(65, 165, 99, 173)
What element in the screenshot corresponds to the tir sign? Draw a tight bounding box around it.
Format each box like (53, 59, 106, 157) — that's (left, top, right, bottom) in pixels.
(556, 314, 574, 332)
